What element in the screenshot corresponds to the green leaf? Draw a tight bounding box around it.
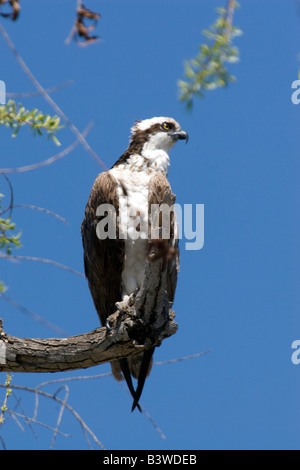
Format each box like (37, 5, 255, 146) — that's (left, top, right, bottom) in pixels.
(51, 134, 61, 146)
(0, 100, 64, 143)
(0, 282, 7, 293)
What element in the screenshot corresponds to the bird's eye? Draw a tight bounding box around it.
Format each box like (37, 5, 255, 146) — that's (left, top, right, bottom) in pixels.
(162, 122, 170, 131)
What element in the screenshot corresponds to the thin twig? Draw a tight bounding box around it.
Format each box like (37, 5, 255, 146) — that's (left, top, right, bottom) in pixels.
(34, 349, 210, 388)
(0, 351, 210, 447)
(142, 408, 167, 440)
(0, 174, 14, 218)
(34, 349, 209, 443)
(154, 350, 211, 366)
(0, 23, 107, 170)
(0, 253, 86, 279)
(119, 381, 166, 440)
(8, 409, 25, 433)
(7, 409, 71, 438)
(65, 0, 83, 46)
(36, 372, 113, 390)
(0, 122, 93, 174)
(65, 24, 78, 46)
(10, 391, 36, 436)
(0, 293, 70, 337)
(7, 80, 74, 99)
(1, 204, 69, 225)
(0, 384, 105, 449)
(225, 0, 237, 40)
(0, 435, 6, 450)
(50, 385, 69, 449)
(33, 373, 111, 421)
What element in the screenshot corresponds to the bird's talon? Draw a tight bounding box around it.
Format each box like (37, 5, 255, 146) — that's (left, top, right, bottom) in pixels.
(115, 302, 124, 314)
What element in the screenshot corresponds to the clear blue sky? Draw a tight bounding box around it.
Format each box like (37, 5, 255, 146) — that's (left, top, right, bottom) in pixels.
(0, 0, 299, 450)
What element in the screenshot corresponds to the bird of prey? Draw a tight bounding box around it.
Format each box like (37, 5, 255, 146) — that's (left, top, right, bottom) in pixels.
(81, 117, 188, 411)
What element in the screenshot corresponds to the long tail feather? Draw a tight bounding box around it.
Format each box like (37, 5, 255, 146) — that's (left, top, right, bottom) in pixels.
(131, 347, 155, 412)
(119, 358, 142, 413)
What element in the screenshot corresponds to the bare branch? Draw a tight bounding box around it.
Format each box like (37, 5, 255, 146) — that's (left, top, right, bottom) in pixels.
(9, 390, 37, 436)
(154, 350, 211, 366)
(0, 293, 70, 337)
(0, 383, 105, 449)
(0, 247, 178, 374)
(0, 174, 14, 218)
(0, 314, 176, 374)
(7, 409, 71, 438)
(36, 372, 112, 390)
(0, 253, 86, 279)
(33, 350, 210, 387)
(142, 407, 167, 440)
(5, 204, 69, 225)
(225, 0, 237, 39)
(7, 80, 74, 99)
(1, 350, 209, 446)
(65, 23, 78, 46)
(65, 1, 84, 46)
(50, 385, 69, 449)
(0, 123, 92, 174)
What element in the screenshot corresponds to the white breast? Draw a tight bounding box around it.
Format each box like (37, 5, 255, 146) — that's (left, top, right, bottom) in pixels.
(110, 151, 170, 300)
(109, 157, 151, 299)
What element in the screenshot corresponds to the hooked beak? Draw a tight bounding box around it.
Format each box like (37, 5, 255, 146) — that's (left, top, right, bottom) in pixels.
(173, 129, 189, 143)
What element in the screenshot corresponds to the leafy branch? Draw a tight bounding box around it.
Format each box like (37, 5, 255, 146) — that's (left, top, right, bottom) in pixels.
(0, 193, 21, 292)
(0, 96, 65, 294)
(0, 215, 21, 255)
(178, 0, 242, 109)
(0, 100, 63, 145)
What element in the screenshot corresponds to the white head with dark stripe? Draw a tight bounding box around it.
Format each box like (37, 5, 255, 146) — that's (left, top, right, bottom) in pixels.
(130, 117, 188, 154)
(112, 117, 188, 174)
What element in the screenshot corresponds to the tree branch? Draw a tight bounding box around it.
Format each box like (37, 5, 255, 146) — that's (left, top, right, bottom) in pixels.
(6, 80, 74, 99)
(0, 123, 92, 174)
(0, 257, 178, 374)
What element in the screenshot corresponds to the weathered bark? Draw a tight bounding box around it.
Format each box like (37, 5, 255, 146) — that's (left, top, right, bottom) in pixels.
(0, 256, 178, 374)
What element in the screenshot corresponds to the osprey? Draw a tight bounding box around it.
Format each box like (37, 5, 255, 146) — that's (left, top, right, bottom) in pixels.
(81, 117, 188, 411)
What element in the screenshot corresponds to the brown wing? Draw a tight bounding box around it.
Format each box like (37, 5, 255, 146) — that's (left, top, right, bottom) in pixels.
(148, 172, 180, 306)
(82, 172, 143, 407)
(81, 171, 125, 326)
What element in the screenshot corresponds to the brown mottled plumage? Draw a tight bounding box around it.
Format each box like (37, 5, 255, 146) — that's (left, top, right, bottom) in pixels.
(81, 172, 124, 328)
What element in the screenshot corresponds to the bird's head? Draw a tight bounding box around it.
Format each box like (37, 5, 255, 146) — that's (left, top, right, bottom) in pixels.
(130, 117, 188, 155)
